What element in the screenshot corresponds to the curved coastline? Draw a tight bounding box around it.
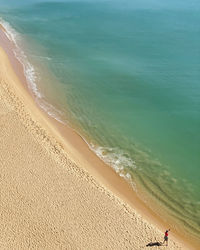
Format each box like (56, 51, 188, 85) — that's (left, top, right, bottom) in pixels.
(0, 23, 198, 249)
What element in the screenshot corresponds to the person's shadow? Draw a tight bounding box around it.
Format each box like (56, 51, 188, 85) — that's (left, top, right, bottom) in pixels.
(146, 241, 163, 247)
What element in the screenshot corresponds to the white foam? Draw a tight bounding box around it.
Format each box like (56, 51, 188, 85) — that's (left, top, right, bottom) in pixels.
(66, 127, 137, 190)
(0, 18, 42, 98)
(0, 17, 66, 124)
(89, 144, 137, 189)
(38, 99, 66, 125)
(0, 18, 18, 44)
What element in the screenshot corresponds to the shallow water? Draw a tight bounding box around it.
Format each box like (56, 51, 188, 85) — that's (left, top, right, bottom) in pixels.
(0, 0, 200, 238)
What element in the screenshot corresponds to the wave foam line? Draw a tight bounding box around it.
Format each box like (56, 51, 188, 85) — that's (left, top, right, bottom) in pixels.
(0, 18, 41, 98)
(0, 18, 138, 191)
(0, 17, 66, 124)
(89, 143, 137, 190)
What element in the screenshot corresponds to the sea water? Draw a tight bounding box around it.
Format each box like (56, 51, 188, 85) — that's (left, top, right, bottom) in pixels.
(0, 0, 200, 238)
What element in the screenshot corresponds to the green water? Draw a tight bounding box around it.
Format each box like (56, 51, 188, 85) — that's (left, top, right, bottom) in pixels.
(0, 0, 200, 238)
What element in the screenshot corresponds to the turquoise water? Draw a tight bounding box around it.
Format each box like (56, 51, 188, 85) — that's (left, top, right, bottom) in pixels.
(0, 0, 200, 237)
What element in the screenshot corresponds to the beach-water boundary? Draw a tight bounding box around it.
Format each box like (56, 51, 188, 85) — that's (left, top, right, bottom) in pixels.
(0, 21, 199, 249)
(1, 16, 200, 244)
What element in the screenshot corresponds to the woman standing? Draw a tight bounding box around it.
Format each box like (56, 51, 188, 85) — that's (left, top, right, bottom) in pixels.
(163, 229, 170, 246)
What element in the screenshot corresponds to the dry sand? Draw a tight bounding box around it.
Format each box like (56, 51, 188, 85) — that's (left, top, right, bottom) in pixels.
(0, 37, 195, 249)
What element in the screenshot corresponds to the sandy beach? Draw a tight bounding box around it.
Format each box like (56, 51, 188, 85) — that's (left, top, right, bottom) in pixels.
(0, 25, 196, 249)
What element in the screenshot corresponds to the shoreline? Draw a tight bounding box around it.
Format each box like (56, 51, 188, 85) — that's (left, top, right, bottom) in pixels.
(0, 24, 198, 249)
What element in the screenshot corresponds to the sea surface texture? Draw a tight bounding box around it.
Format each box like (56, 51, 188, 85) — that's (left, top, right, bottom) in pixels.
(0, 0, 200, 238)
